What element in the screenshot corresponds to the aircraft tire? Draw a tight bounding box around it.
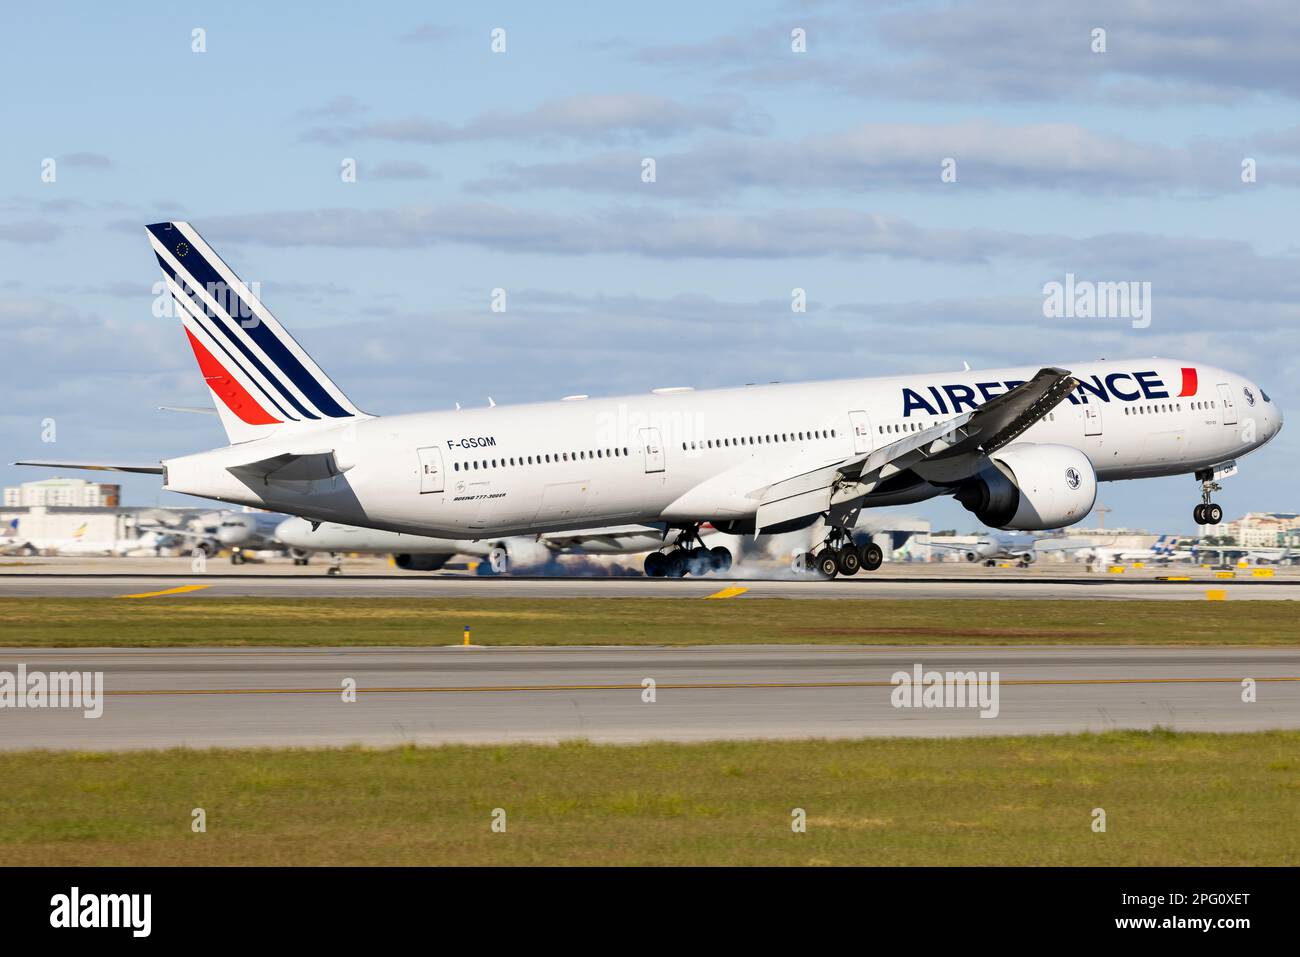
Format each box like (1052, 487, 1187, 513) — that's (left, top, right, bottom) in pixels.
(814, 550, 838, 579)
(833, 547, 860, 576)
(859, 543, 883, 571)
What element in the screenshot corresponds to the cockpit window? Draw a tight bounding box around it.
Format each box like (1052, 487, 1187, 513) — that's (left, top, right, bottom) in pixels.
(1260, 389, 1271, 403)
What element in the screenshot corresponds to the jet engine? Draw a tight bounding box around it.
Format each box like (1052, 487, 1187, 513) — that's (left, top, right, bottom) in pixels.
(487, 537, 553, 574)
(954, 444, 1096, 530)
(393, 553, 451, 572)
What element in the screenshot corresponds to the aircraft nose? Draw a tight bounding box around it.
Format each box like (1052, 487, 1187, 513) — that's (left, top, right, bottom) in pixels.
(275, 517, 309, 546)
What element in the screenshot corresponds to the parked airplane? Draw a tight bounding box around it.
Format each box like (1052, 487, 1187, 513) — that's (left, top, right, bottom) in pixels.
(276, 518, 681, 575)
(0, 519, 31, 556)
(15, 222, 1285, 579)
(927, 530, 1094, 567)
(1185, 543, 1295, 566)
(1076, 534, 1180, 566)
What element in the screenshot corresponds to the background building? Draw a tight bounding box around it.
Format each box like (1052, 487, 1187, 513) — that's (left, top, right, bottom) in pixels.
(3, 478, 120, 508)
(1221, 513, 1300, 548)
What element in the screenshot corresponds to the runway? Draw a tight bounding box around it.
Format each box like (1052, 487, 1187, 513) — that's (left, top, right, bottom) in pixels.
(2, 645, 1296, 750)
(2, 566, 1297, 600)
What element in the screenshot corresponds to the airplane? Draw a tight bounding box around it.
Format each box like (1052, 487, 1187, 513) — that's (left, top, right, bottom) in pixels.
(0, 518, 33, 556)
(275, 517, 683, 575)
(135, 508, 287, 562)
(926, 530, 1096, 567)
(15, 221, 1284, 579)
(1183, 543, 1295, 567)
(1074, 534, 1180, 566)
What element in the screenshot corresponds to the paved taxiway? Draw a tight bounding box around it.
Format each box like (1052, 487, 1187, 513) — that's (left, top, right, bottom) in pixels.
(2, 645, 1295, 750)
(1, 565, 1297, 600)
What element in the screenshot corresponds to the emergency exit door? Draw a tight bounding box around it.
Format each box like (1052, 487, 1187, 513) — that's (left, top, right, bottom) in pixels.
(1216, 383, 1238, 425)
(1083, 404, 1102, 436)
(848, 410, 873, 454)
(417, 446, 445, 493)
(640, 428, 665, 473)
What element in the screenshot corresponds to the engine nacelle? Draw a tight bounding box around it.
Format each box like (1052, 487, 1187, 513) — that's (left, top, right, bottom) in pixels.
(393, 553, 450, 572)
(954, 443, 1096, 531)
(496, 537, 552, 571)
(964, 551, 979, 563)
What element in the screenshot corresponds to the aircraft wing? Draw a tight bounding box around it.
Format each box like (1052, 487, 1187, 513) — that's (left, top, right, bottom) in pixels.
(925, 540, 979, 552)
(752, 367, 1078, 533)
(13, 460, 164, 475)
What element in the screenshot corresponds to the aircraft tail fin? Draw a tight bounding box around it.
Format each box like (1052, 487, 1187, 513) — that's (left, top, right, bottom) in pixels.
(145, 222, 366, 444)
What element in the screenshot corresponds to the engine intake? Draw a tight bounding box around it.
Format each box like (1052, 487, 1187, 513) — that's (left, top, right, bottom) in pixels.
(955, 444, 1097, 530)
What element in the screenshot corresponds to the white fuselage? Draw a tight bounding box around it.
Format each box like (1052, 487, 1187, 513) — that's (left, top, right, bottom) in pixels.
(161, 358, 1281, 540)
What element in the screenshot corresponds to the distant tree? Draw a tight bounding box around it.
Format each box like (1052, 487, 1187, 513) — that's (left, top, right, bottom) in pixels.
(933, 529, 957, 537)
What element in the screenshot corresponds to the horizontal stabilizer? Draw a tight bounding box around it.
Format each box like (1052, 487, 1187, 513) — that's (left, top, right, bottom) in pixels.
(158, 405, 219, 416)
(13, 460, 164, 475)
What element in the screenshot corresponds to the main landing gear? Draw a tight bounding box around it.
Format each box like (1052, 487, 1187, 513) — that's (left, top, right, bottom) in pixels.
(792, 527, 883, 579)
(643, 525, 733, 578)
(1193, 470, 1224, 526)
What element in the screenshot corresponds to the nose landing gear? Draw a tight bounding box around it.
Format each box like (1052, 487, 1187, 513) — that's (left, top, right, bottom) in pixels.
(1193, 471, 1224, 526)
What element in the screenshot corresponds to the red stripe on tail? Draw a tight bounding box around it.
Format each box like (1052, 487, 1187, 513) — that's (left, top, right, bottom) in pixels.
(183, 328, 281, 425)
(1178, 367, 1198, 397)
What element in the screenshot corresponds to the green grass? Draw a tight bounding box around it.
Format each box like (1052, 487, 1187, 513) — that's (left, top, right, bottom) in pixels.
(2, 731, 1297, 865)
(1, 597, 1297, 647)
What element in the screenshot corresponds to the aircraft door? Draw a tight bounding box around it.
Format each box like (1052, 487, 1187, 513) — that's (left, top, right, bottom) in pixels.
(1083, 404, 1102, 436)
(1216, 383, 1238, 425)
(848, 410, 873, 454)
(417, 446, 445, 493)
(640, 428, 665, 473)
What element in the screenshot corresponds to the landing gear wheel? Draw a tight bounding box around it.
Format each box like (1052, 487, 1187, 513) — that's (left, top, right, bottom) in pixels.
(488, 546, 509, 575)
(814, 550, 839, 579)
(791, 552, 813, 576)
(644, 552, 668, 578)
(1019, 559, 1031, 568)
(859, 543, 883, 571)
(1206, 503, 1223, 524)
(709, 546, 733, 574)
(833, 547, 861, 576)
(1193, 504, 1207, 525)
(665, 550, 688, 578)
(230, 550, 245, 565)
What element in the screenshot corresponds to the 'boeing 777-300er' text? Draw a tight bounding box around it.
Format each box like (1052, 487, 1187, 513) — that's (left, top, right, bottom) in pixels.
(17, 222, 1284, 578)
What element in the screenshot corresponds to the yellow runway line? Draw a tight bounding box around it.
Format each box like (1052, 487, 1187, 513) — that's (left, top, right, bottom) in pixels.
(116, 584, 211, 599)
(105, 675, 1300, 696)
(704, 586, 749, 599)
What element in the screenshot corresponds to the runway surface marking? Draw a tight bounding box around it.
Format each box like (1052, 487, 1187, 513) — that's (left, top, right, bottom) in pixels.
(116, 584, 210, 599)
(704, 586, 749, 599)
(103, 675, 1300, 696)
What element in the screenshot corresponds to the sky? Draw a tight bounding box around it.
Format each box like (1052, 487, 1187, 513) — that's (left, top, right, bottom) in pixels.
(2, 0, 1297, 534)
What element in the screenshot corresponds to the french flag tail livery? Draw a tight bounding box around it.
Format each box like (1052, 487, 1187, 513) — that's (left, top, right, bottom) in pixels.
(146, 221, 366, 444)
